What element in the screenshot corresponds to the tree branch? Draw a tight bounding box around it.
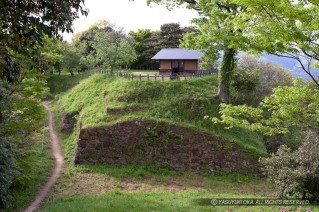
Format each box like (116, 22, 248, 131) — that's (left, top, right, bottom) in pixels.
(273, 53, 319, 88)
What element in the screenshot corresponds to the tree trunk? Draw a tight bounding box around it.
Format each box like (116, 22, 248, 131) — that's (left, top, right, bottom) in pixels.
(217, 48, 237, 103)
(0, 111, 3, 123)
(110, 65, 114, 75)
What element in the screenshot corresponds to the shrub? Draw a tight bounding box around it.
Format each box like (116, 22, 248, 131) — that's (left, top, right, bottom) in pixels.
(0, 137, 20, 208)
(231, 54, 293, 106)
(260, 131, 319, 200)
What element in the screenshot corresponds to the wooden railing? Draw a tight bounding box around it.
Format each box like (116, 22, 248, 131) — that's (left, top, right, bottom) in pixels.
(96, 70, 217, 81)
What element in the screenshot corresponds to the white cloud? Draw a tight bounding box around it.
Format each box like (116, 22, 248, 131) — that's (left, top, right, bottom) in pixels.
(63, 0, 198, 41)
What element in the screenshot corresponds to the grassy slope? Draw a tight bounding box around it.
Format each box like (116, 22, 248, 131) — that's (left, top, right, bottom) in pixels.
(41, 72, 319, 211)
(46, 70, 95, 96)
(55, 73, 265, 157)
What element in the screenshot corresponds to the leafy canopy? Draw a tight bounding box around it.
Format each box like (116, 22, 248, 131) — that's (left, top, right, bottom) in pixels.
(92, 31, 137, 72)
(213, 79, 319, 135)
(0, 0, 87, 82)
(143, 0, 319, 87)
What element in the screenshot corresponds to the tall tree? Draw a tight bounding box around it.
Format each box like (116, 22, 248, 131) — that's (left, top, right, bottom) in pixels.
(143, 0, 248, 102)
(159, 23, 183, 48)
(143, 0, 319, 99)
(129, 23, 198, 70)
(39, 35, 62, 74)
(0, 0, 88, 82)
(129, 29, 154, 69)
(230, 0, 319, 87)
(92, 31, 137, 74)
(182, 1, 247, 102)
(61, 42, 82, 76)
(73, 20, 114, 57)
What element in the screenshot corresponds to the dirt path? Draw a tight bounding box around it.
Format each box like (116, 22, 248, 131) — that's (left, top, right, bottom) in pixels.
(25, 102, 64, 212)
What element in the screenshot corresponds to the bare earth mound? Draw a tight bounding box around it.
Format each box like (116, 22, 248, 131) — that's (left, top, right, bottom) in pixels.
(75, 120, 259, 174)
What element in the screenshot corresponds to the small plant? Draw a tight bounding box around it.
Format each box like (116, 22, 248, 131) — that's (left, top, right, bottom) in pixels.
(260, 130, 319, 200)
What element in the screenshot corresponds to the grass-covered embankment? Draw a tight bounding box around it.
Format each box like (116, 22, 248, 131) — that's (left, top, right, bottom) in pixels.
(54, 73, 266, 157)
(41, 72, 319, 212)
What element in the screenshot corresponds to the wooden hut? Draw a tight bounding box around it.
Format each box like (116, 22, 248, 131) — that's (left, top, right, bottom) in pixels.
(152, 48, 203, 75)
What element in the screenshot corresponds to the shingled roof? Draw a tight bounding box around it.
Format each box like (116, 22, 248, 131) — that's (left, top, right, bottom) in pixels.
(152, 48, 203, 60)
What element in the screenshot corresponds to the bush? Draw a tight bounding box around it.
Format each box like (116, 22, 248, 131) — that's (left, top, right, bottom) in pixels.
(260, 131, 319, 200)
(0, 138, 20, 208)
(231, 54, 293, 106)
(262, 130, 304, 154)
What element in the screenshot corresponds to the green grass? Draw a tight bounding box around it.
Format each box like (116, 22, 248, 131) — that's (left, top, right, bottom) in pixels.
(46, 70, 95, 95)
(41, 190, 318, 212)
(68, 163, 268, 189)
(42, 72, 319, 212)
(2, 99, 54, 211)
(5, 130, 53, 211)
(52, 73, 266, 157)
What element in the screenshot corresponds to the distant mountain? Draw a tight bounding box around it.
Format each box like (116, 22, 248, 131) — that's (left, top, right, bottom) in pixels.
(260, 54, 319, 81)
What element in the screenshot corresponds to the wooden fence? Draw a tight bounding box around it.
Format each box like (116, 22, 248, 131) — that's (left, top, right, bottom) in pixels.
(96, 70, 217, 81)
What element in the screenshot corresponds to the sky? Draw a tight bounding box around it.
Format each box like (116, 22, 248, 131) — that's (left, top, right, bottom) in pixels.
(63, 0, 199, 41)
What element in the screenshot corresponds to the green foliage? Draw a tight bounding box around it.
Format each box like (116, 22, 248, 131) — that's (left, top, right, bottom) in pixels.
(262, 130, 304, 154)
(5, 131, 53, 211)
(214, 79, 319, 135)
(38, 35, 62, 74)
(70, 21, 137, 72)
(181, 1, 250, 102)
(149, 0, 319, 90)
(232, 0, 319, 86)
(0, 73, 51, 210)
(129, 29, 158, 69)
(20, 78, 49, 99)
(92, 31, 137, 72)
(47, 70, 94, 95)
(0, 81, 16, 123)
(128, 23, 198, 70)
(0, 138, 20, 207)
(0, 0, 87, 82)
(230, 54, 293, 106)
(73, 20, 114, 57)
(61, 42, 82, 76)
(260, 131, 319, 200)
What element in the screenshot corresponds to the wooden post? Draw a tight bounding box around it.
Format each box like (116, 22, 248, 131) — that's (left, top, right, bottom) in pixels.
(140, 74, 142, 81)
(132, 75, 134, 80)
(155, 75, 157, 81)
(162, 75, 164, 82)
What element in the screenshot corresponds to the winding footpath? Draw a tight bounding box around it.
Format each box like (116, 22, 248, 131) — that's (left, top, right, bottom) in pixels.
(25, 102, 64, 212)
